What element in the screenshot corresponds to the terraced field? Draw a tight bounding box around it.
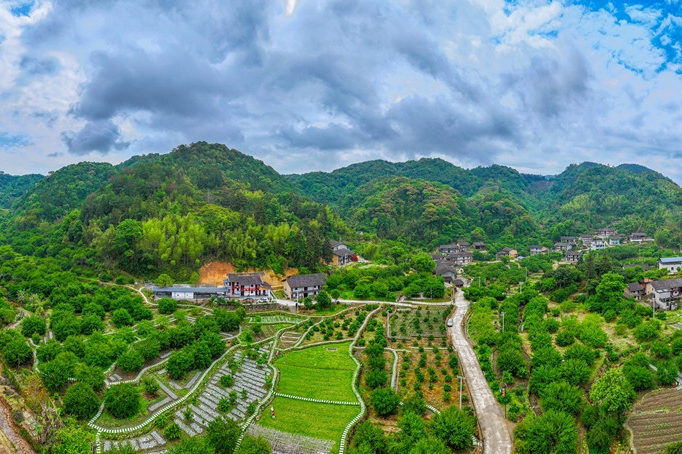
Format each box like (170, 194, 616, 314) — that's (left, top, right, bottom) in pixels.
(627, 388, 682, 454)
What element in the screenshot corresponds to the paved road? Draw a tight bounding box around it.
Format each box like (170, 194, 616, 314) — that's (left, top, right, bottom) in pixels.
(448, 290, 512, 454)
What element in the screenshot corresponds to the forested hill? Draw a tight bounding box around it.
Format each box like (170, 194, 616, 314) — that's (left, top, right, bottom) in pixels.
(0, 142, 343, 281)
(0, 172, 43, 210)
(288, 159, 682, 240)
(2, 143, 682, 281)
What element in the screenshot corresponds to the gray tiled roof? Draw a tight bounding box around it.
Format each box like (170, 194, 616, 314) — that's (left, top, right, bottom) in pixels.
(650, 278, 682, 291)
(286, 273, 327, 288)
(226, 274, 265, 285)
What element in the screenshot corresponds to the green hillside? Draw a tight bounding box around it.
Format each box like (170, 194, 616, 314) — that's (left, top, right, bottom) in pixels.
(0, 172, 43, 209)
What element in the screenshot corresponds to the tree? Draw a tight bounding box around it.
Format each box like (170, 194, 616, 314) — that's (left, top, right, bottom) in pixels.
(135, 336, 161, 360)
(540, 381, 583, 415)
(522, 410, 577, 454)
(365, 370, 389, 389)
(408, 437, 450, 454)
(431, 406, 476, 450)
(665, 441, 682, 454)
(157, 273, 174, 287)
(81, 314, 105, 335)
(74, 363, 105, 392)
(560, 359, 592, 386)
(39, 352, 78, 391)
(51, 426, 94, 454)
(112, 308, 134, 328)
(143, 376, 160, 395)
(370, 388, 400, 416)
(205, 417, 241, 454)
(21, 315, 46, 337)
(330, 289, 341, 302)
(316, 290, 332, 309)
(64, 382, 100, 420)
(105, 383, 141, 419)
(3, 339, 32, 367)
(117, 350, 145, 373)
(590, 368, 635, 415)
(158, 298, 178, 314)
(303, 296, 313, 309)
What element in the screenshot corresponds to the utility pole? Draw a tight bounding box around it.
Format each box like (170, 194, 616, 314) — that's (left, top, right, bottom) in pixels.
(457, 375, 466, 409)
(501, 312, 505, 333)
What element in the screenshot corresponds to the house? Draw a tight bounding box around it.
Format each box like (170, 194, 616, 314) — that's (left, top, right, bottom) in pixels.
(590, 239, 606, 250)
(496, 248, 518, 260)
(565, 251, 583, 262)
(578, 234, 594, 244)
(457, 239, 470, 251)
(626, 282, 646, 300)
(438, 244, 459, 255)
(597, 228, 617, 239)
(659, 257, 682, 274)
(435, 262, 457, 283)
(452, 278, 465, 287)
(554, 242, 571, 252)
(561, 236, 577, 245)
(284, 273, 327, 300)
(609, 235, 624, 246)
(529, 245, 547, 255)
(224, 274, 271, 298)
(446, 251, 473, 266)
(153, 285, 229, 301)
(332, 248, 355, 266)
(646, 278, 682, 310)
(330, 240, 348, 252)
(430, 253, 443, 262)
(472, 242, 486, 250)
(630, 233, 646, 243)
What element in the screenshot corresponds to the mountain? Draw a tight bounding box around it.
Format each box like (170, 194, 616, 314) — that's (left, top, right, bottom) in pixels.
(0, 172, 43, 209)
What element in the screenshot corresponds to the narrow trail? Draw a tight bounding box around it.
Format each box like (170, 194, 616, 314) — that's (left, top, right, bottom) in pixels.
(0, 397, 36, 454)
(448, 291, 512, 454)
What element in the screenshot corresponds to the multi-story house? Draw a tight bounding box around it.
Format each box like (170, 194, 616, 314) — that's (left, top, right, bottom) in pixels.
(646, 278, 682, 310)
(659, 257, 682, 274)
(284, 273, 327, 300)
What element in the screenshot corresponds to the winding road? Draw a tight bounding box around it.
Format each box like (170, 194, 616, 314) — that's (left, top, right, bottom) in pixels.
(448, 290, 512, 454)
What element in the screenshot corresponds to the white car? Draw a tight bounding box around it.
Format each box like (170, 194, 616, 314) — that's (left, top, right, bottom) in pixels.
(447, 318, 454, 327)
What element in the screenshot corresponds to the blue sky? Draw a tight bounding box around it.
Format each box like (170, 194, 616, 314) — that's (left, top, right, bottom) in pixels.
(1, 0, 682, 183)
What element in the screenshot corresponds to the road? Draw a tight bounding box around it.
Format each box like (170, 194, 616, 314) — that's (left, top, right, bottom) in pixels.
(448, 290, 512, 454)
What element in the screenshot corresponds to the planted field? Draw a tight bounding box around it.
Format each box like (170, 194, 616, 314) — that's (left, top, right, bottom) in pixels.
(258, 396, 359, 448)
(627, 388, 682, 454)
(274, 342, 357, 401)
(387, 307, 451, 338)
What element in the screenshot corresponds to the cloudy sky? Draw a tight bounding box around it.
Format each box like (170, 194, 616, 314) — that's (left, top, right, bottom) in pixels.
(1, 0, 682, 183)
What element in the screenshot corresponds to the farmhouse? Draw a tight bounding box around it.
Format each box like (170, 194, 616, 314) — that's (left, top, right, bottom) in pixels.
(561, 236, 577, 245)
(646, 278, 682, 310)
(609, 235, 624, 245)
(457, 239, 470, 251)
(437, 244, 459, 255)
(626, 282, 646, 301)
(565, 251, 583, 262)
(472, 242, 486, 250)
(659, 257, 682, 274)
(630, 233, 646, 242)
(224, 274, 271, 297)
(554, 242, 571, 252)
(435, 262, 457, 283)
(590, 239, 606, 250)
(284, 273, 327, 300)
(446, 251, 473, 266)
(597, 228, 617, 239)
(496, 248, 518, 260)
(152, 285, 229, 301)
(529, 245, 547, 255)
(578, 234, 594, 244)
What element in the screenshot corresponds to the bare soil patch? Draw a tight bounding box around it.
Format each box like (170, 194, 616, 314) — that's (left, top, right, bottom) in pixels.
(199, 261, 297, 289)
(627, 387, 682, 454)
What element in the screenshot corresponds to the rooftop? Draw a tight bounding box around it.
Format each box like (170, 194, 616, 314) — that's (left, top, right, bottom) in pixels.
(286, 273, 327, 288)
(659, 257, 682, 264)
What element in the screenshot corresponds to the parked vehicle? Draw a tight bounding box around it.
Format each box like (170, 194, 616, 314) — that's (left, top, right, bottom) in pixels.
(447, 318, 454, 327)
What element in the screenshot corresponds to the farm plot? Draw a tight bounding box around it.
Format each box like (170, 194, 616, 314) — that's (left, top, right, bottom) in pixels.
(627, 388, 682, 454)
(387, 306, 451, 339)
(277, 329, 304, 349)
(257, 342, 361, 451)
(274, 342, 357, 401)
(299, 309, 368, 346)
(248, 314, 308, 324)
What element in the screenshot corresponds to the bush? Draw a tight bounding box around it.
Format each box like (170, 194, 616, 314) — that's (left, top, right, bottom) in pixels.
(142, 376, 160, 395)
(117, 350, 144, 373)
(370, 388, 400, 416)
(104, 383, 141, 419)
(164, 422, 181, 439)
(431, 406, 476, 450)
(64, 383, 100, 420)
(220, 374, 235, 388)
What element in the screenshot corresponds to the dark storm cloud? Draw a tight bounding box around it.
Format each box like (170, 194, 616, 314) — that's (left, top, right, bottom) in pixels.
(61, 120, 128, 155)
(71, 50, 227, 121)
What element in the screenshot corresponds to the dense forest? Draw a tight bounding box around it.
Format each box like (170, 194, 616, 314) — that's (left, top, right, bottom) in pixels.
(2, 142, 682, 282)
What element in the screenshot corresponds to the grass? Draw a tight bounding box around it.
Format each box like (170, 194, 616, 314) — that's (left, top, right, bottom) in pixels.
(274, 342, 357, 401)
(258, 396, 359, 446)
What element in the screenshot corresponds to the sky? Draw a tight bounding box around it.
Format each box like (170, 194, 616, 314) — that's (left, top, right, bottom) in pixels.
(1, 0, 682, 183)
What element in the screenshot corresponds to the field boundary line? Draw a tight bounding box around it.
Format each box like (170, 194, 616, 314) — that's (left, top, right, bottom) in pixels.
(273, 393, 360, 406)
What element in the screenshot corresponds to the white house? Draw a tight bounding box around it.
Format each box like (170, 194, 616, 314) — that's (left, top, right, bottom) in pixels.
(659, 257, 682, 274)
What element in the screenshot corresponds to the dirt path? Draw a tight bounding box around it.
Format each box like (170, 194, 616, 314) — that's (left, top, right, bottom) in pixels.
(0, 398, 36, 454)
(448, 291, 512, 454)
